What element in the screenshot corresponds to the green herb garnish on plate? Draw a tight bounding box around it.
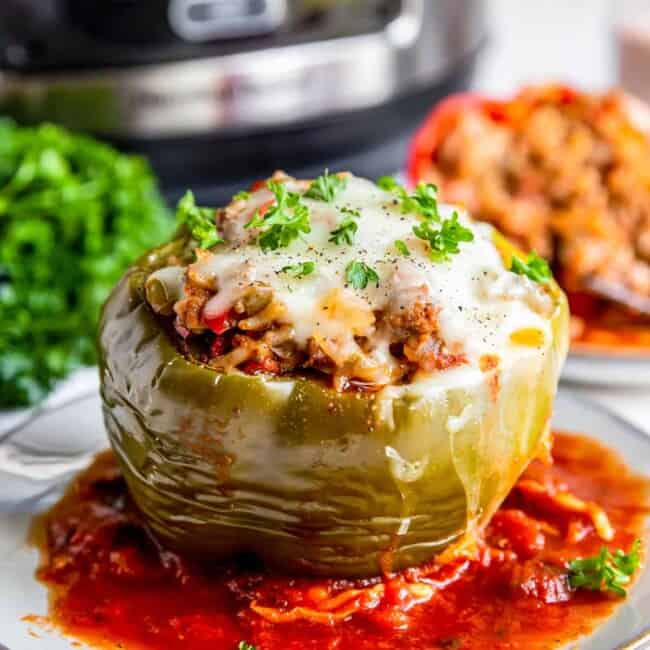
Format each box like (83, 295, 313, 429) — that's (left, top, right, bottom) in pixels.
(568, 539, 641, 597)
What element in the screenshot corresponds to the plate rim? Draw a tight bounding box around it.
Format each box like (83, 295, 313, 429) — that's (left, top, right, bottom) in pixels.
(570, 342, 650, 361)
(1, 389, 650, 650)
(553, 390, 650, 650)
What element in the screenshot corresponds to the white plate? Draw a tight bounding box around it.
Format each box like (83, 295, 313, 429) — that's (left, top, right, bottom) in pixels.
(0, 390, 649, 650)
(563, 350, 650, 387)
(552, 93, 650, 389)
(0, 367, 99, 440)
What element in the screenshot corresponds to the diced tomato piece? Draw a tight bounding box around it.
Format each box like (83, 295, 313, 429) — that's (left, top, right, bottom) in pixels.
(203, 310, 233, 335)
(242, 358, 280, 375)
(257, 199, 274, 218)
(558, 85, 578, 105)
(250, 179, 267, 192)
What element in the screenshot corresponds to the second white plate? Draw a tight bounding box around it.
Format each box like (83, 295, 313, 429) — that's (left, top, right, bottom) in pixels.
(0, 390, 649, 650)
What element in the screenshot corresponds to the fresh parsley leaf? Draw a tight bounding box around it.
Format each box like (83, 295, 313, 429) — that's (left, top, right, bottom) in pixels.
(380, 178, 468, 261)
(510, 251, 552, 283)
(329, 207, 360, 245)
(413, 212, 474, 262)
(281, 261, 316, 278)
(614, 539, 642, 575)
(177, 190, 223, 249)
(394, 239, 410, 256)
(245, 180, 311, 252)
(304, 169, 347, 203)
(377, 175, 399, 191)
(0, 119, 173, 407)
(378, 177, 440, 222)
(568, 540, 641, 597)
(378, 176, 411, 209)
(233, 190, 251, 202)
(399, 182, 440, 221)
(238, 642, 257, 650)
(345, 260, 379, 290)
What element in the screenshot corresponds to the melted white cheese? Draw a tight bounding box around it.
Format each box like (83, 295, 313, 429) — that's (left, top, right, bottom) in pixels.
(192, 175, 552, 372)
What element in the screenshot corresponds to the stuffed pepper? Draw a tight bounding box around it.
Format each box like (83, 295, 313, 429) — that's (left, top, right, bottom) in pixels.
(99, 171, 569, 577)
(408, 85, 650, 350)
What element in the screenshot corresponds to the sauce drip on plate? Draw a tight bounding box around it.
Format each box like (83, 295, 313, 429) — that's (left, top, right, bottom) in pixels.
(29, 432, 649, 650)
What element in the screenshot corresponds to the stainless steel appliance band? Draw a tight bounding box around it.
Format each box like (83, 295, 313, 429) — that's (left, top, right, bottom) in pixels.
(0, 0, 485, 137)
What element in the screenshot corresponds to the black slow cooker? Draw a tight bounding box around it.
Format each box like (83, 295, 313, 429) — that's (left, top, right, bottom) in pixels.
(0, 0, 486, 202)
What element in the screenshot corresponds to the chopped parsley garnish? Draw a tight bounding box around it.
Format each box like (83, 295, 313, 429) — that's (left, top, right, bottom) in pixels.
(281, 261, 316, 278)
(177, 191, 223, 249)
(232, 190, 251, 202)
(568, 540, 641, 597)
(0, 119, 173, 407)
(404, 182, 441, 221)
(238, 642, 257, 650)
(510, 251, 552, 284)
(377, 176, 474, 262)
(345, 260, 379, 289)
(377, 175, 400, 191)
(413, 212, 474, 262)
(304, 169, 347, 202)
(245, 180, 311, 252)
(329, 207, 360, 245)
(378, 176, 441, 221)
(379, 177, 472, 262)
(394, 239, 410, 256)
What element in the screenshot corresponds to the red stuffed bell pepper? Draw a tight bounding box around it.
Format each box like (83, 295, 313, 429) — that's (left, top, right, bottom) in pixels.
(407, 85, 650, 350)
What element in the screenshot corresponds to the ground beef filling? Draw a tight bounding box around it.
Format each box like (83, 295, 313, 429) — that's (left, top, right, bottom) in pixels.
(428, 88, 650, 319)
(167, 272, 464, 390)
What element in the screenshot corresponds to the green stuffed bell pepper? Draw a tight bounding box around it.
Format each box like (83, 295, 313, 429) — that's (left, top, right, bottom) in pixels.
(99, 173, 569, 577)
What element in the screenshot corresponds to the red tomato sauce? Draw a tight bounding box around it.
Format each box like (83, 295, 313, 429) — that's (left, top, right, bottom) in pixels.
(30, 432, 649, 650)
(568, 292, 650, 354)
(574, 321, 650, 354)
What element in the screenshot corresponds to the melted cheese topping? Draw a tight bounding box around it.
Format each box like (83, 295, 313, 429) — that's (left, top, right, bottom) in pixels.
(174, 175, 553, 378)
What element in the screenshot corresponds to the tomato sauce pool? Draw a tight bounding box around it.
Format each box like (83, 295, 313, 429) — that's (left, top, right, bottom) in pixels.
(28, 432, 649, 650)
(567, 291, 650, 353)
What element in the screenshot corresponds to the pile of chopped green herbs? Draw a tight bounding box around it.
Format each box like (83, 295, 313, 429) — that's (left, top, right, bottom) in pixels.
(0, 119, 173, 407)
